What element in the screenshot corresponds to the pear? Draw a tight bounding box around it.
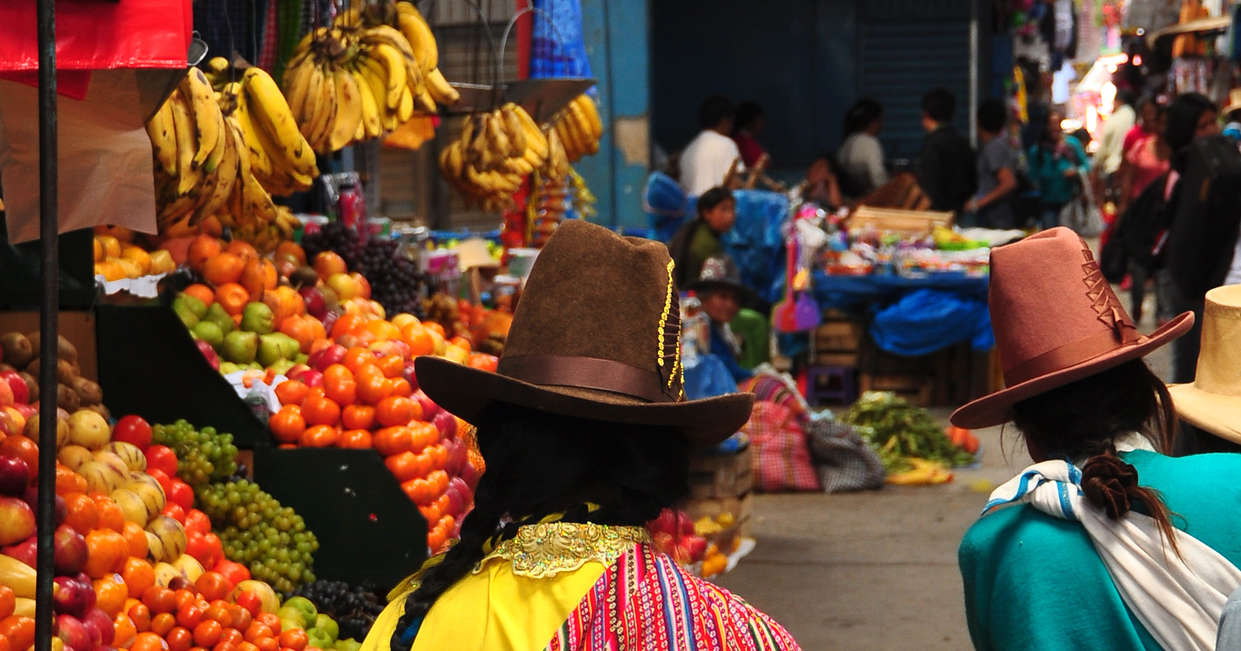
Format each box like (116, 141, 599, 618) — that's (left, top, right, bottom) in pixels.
(204, 303, 235, 334)
(257, 334, 287, 367)
(221, 331, 259, 364)
(191, 321, 225, 350)
(240, 302, 275, 335)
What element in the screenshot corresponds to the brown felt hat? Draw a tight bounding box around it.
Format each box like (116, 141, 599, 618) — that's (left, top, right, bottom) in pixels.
(1168, 285, 1241, 444)
(951, 227, 1194, 429)
(416, 220, 754, 443)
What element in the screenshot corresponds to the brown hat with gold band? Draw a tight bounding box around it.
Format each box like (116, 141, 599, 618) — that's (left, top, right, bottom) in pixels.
(1168, 285, 1241, 444)
(951, 227, 1194, 429)
(415, 220, 754, 443)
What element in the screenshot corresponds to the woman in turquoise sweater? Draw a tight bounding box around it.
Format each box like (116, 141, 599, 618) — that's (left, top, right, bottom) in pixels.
(952, 227, 1241, 651)
(1027, 109, 1090, 230)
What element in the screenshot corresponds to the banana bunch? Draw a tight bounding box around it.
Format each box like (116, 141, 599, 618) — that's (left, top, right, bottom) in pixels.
(147, 68, 244, 233)
(551, 94, 603, 163)
(281, 1, 457, 154)
(439, 103, 550, 211)
(230, 66, 320, 196)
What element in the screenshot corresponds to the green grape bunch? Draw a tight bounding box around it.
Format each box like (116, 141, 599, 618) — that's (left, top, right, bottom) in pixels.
(152, 419, 239, 487)
(197, 479, 320, 596)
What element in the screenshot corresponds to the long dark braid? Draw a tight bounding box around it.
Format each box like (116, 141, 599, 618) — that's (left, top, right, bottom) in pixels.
(388, 404, 690, 651)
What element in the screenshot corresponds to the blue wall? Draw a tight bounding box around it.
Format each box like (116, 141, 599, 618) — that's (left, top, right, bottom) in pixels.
(578, 0, 651, 231)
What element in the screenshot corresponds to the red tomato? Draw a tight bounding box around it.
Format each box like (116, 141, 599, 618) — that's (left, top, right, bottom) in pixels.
(147, 468, 173, 493)
(234, 591, 263, 618)
(196, 572, 233, 602)
(145, 445, 179, 476)
(112, 415, 153, 450)
(167, 480, 195, 510)
(162, 502, 187, 524)
(176, 600, 206, 628)
(184, 509, 212, 536)
(337, 429, 372, 449)
(214, 560, 250, 586)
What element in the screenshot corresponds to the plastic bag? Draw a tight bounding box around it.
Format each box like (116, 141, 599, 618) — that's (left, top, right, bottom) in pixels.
(683, 354, 740, 400)
(722, 190, 789, 304)
(869, 289, 994, 356)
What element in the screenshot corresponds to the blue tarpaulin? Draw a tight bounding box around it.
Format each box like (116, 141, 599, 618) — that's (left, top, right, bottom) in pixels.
(722, 190, 788, 305)
(683, 355, 739, 399)
(869, 289, 995, 356)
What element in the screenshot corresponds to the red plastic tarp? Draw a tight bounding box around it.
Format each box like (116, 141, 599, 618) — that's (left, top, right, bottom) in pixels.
(0, 0, 192, 71)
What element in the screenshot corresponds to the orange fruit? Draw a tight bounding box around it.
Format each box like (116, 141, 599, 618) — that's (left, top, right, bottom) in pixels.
(301, 395, 340, 427)
(340, 405, 375, 430)
(275, 241, 307, 266)
(424, 321, 446, 338)
(123, 521, 150, 558)
(0, 586, 12, 619)
(95, 573, 130, 616)
(63, 492, 99, 532)
(364, 320, 401, 342)
(403, 324, 434, 356)
(55, 464, 87, 495)
(121, 557, 156, 597)
(377, 354, 404, 378)
(268, 406, 306, 444)
(0, 616, 34, 650)
(387, 377, 414, 399)
(203, 252, 245, 286)
(338, 429, 373, 449)
(215, 283, 251, 315)
(226, 240, 259, 261)
(313, 251, 347, 279)
(84, 529, 129, 578)
(342, 347, 375, 374)
(113, 613, 138, 648)
(375, 396, 415, 427)
(187, 235, 222, 272)
(274, 380, 309, 407)
(183, 283, 216, 306)
(94, 494, 126, 531)
(373, 426, 412, 456)
(130, 632, 167, 651)
(333, 314, 367, 340)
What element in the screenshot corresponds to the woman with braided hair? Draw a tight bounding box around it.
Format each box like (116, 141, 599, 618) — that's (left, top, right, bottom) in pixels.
(953, 227, 1241, 650)
(361, 220, 798, 651)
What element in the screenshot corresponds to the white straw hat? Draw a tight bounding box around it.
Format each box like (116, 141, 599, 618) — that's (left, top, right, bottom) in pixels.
(1168, 284, 1241, 443)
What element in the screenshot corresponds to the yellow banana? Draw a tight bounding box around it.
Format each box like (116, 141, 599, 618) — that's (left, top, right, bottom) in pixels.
(329, 67, 364, 151)
(180, 68, 224, 169)
(243, 67, 317, 174)
(283, 57, 315, 123)
(306, 67, 338, 152)
(501, 104, 526, 157)
(356, 68, 383, 138)
(232, 90, 274, 182)
(167, 90, 200, 195)
(397, 86, 414, 122)
(424, 68, 459, 105)
(397, 3, 438, 71)
(512, 104, 549, 159)
(145, 98, 178, 176)
(370, 43, 408, 110)
(195, 127, 237, 223)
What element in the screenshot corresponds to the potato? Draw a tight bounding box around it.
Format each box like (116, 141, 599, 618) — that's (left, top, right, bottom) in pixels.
(56, 383, 80, 412)
(72, 377, 102, 406)
(0, 333, 33, 368)
(57, 360, 80, 385)
(24, 332, 77, 364)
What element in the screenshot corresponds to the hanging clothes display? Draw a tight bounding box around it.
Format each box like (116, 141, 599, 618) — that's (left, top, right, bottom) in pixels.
(530, 0, 594, 79)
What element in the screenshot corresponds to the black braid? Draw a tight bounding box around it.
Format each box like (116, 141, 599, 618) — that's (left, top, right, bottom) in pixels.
(388, 404, 689, 651)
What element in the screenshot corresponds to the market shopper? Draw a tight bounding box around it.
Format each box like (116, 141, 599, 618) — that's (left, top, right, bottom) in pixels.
(964, 99, 1019, 229)
(1027, 109, 1089, 230)
(733, 101, 768, 168)
(691, 255, 757, 383)
(915, 88, 976, 213)
(362, 221, 799, 651)
(680, 96, 744, 196)
(1095, 89, 1138, 195)
(1122, 95, 1159, 157)
(837, 98, 888, 197)
(1160, 92, 1232, 387)
(801, 154, 844, 210)
(953, 227, 1241, 650)
(668, 186, 737, 290)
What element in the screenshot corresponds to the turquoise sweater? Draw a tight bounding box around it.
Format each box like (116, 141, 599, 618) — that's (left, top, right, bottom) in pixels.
(960, 450, 1241, 650)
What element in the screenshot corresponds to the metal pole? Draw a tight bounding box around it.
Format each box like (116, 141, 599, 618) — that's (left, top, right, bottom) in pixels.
(34, 0, 59, 649)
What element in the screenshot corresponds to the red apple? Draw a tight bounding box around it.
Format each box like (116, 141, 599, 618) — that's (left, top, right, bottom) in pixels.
(2, 535, 36, 567)
(0, 371, 28, 405)
(289, 368, 323, 388)
(56, 614, 91, 651)
(111, 415, 152, 450)
(349, 272, 372, 300)
(403, 360, 418, 391)
(460, 459, 482, 492)
(53, 576, 93, 618)
(54, 523, 87, 575)
(83, 607, 114, 646)
(307, 344, 346, 371)
(0, 455, 29, 497)
(195, 339, 220, 371)
(321, 309, 341, 336)
(681, 535, 708, 562)
(0, 496, 35, 545)
(284, 364, 311, 380)
(13, 404, 34, 419)
(299, 287, 327, 320)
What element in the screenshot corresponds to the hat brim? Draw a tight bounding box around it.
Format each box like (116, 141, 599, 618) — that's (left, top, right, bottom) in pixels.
(1168, 382, 1241, 445)
(950, 312, 1195, 429)
(414, 356, 754, 445)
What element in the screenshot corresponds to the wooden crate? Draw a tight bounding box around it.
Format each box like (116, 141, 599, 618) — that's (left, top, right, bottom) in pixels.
(848, 205, 954, 236)
(814, 351, 860, 367)
(859, 372, 933, 407)
(814, 320, 864, 353)
(689, 447, 753, 499)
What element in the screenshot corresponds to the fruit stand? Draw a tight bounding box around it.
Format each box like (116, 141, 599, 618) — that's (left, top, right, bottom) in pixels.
(0, 3, 750, 650)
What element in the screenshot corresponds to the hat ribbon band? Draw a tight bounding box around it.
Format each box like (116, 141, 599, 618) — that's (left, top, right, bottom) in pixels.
(1004, 329, 1147, 386)
(497, 355, 673, 404)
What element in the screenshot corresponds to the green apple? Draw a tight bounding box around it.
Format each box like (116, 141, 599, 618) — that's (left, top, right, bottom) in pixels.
(282, 595, 317, 622)
(221, 331, 259, 364)
(241, 301, 276, 334)
(306, 629, 334, 649)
